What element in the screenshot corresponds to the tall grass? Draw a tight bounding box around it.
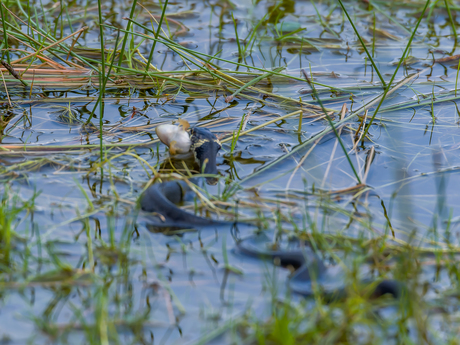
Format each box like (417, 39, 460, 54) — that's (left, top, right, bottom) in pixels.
(97, 0, 106, 174)
(117, 0, 138, 72)
(0, 186, 36, 266)
(143, 0, 169, 80)
(0, 0, 10, 64)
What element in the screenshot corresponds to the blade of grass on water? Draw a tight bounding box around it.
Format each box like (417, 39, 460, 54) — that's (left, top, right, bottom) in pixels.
(225, 66, 285, 102)
(337, 0, 386, 88)
(302, 68, 361, 184)
(230, 114, 245, 153)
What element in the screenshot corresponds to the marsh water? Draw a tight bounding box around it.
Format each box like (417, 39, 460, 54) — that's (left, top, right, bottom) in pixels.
(2, 0, 460, 343)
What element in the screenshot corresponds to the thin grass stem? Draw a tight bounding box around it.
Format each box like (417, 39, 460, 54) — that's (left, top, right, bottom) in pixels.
(337, 0, 386, 88)
(143, 0, 168, 81)
(97, 0, 106, 173)
(360, 0, 431, 141)
(117, 0, 138, 71)
(444, 0, 457, 38)
(455, 58, 460, 96)
(302, 69, 361, 184)
(230, 114, 245, 153)
(0, 0, 10, 64)
(221, 110, 302, 144)
(231, 13, 243, 60)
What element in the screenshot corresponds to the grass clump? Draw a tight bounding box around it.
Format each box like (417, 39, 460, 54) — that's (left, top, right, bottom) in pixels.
(0, 186, 35, 266)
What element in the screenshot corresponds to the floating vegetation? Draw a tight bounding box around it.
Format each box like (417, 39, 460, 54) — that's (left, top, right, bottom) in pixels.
(49, 104, 83, 125)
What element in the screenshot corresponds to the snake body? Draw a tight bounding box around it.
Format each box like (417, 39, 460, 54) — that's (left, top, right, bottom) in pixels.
(235, 232, 403, 299)
(140, 125, 402, 299)
(140, 127, 225, 227)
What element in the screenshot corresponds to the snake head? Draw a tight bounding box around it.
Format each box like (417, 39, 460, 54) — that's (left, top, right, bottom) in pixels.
(190, 127, 221, 184)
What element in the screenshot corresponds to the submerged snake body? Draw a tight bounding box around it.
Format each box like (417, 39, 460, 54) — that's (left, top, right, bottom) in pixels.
(235, 233, 403, 299)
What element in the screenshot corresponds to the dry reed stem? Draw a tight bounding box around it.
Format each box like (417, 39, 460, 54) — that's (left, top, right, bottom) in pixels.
(0, 66, 88, 74)
(350, 130, 363, 181)
(325, 183, 367, 195)
(241, 108, 252, 131)
(135, 49, 160, 72)
(285, 135, 323, 192)
(362, 146, 375, 184)
(321, 103, 347, 188)
(2, 4, 88, 69)
(66, 28, 85, 61)
(0, 69, 12, 107)
(353, 109, 368, 150)
(11, 26, 89, 64)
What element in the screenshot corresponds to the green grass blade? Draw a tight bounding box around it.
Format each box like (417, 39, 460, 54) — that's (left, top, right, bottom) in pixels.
(116, 0, 137, 71)
(231, 12, 243, 59)
(143, 0, 168, 81)
(444, 0, 457, 38)
(231, 114, 245, 153)
(337, 0, 386, 88)
(227, 66, 285, 102)
(0, 1, 10, 63)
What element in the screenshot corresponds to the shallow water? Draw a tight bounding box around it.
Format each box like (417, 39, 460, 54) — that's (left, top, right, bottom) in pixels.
(2, 0, 460, 343)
